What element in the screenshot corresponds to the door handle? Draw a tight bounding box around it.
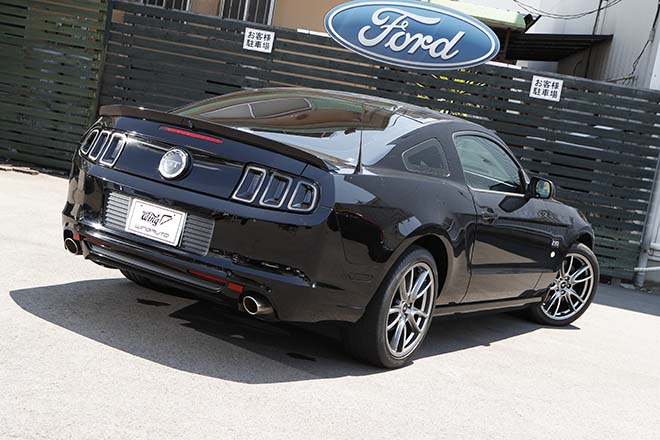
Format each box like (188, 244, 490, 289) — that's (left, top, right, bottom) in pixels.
(480, 210, 498, 222)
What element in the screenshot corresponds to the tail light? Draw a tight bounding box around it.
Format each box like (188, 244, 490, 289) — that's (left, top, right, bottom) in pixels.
(232, 166, 267, 203)
(79, 130, 99, 155)
(231, 165, 319, 213)
(87, 130, 110, 161)
(100, 133, 127, 166)
(259, 173, 293, 208)
(79, 129, 128, 168)
(288, 181, 318, 212)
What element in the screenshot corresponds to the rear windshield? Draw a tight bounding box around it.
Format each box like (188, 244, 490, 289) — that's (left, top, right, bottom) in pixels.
(173, 90, 420, 169)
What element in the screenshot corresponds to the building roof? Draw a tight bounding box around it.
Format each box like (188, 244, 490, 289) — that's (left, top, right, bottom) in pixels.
(427, 0, 530, 31)
(424, 1, 612, 61)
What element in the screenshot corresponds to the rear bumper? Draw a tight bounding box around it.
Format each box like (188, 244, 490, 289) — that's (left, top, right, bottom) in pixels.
(62, 162, 368, 323)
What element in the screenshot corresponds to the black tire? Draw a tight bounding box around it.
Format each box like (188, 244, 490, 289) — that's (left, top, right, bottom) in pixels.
(527, 243, 599, 326)
(342, 246, 438, 368)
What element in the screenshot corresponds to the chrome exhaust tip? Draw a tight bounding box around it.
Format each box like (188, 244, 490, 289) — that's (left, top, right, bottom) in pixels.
(64, 237, 81, 255)
(242, 295, 274, 316)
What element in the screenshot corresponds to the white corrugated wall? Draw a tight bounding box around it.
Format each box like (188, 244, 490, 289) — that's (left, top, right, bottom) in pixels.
(451, 0, 660, 89)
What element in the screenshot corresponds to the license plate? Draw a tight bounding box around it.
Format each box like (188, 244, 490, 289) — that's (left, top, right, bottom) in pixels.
(125, 198, 186, 246)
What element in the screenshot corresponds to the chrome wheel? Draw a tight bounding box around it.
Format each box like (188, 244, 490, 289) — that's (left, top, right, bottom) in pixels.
(542, 252, 595, 320)
(385, 262, 435, 358)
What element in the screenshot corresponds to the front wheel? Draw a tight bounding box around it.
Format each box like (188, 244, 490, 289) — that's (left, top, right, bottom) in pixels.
(342, 246, 438, 368)
(528, 243, 599, 326)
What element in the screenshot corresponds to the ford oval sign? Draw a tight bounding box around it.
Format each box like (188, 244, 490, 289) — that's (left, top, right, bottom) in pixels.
(324, 0, 500, 70)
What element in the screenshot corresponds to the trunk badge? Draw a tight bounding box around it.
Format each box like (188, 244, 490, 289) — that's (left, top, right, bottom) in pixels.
(159, 148, 189, 180)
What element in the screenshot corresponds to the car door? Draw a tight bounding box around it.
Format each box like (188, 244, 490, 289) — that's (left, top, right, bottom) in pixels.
(453, 132, 563, 302)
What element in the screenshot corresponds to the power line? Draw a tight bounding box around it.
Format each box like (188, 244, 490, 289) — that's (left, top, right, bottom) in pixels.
(512, 0, 625, 20)
(625, 1, 660, 80)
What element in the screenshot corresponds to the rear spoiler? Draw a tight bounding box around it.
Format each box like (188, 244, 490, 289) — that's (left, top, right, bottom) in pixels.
(99, 105, 330, 171)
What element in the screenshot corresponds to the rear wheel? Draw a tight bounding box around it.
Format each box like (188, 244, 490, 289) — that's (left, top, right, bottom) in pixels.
(528, 243, 598, 326)
(342, 246, 437, 368)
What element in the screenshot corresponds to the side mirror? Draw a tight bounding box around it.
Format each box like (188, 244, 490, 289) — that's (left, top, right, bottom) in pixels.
(528, 176, 555, 200)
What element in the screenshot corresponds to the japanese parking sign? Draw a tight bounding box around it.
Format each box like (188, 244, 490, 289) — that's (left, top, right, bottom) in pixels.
(243, 27, 275, 53)
(529, 75, 563, 102)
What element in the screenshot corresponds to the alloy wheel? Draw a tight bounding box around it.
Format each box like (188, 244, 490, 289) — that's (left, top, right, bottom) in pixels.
(385, 262, 435, 358)
(542, 252, 595, 320)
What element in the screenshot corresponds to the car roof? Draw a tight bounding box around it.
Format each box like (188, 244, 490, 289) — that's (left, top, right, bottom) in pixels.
(173, 87, 480, 127)
(170, 87, 492, 169)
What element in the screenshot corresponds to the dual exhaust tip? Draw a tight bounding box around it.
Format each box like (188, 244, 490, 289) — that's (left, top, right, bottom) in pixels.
(242, 294, 274, 316)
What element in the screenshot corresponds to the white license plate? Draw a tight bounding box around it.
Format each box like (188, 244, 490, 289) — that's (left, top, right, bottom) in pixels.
(125, 198, 186, 246)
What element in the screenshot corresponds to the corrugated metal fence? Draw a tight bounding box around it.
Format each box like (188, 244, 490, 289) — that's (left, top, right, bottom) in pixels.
(3, 0, 660, 280)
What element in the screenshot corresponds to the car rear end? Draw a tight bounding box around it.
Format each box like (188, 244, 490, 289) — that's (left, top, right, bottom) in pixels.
(62, 102, 364, 323)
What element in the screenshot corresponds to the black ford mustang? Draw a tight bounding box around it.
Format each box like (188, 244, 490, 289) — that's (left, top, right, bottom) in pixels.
(63, 88, 598, 368)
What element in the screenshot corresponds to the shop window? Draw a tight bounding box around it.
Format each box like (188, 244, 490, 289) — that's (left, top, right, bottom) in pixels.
(143, 0, 190, 11)
(221, 0, 274, 25)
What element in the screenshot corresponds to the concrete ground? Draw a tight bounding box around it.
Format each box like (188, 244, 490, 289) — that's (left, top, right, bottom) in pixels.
(1, 170, 660, 440)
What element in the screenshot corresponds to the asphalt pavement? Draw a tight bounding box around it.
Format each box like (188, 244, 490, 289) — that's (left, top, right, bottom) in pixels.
(2, 170, 660, 439)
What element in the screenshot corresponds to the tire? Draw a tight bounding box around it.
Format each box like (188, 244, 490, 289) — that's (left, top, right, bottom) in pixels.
(528, 243, 599, 326)
(342, 246, 438, 368)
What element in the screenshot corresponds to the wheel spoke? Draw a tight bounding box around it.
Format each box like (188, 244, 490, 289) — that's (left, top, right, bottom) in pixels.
(566, 294, 576, 311)
(569, 265, 590, 284)
(415, 279, 432, 300)
(553, 295, 562, 316)
(410, 269, 429, 301)
(410, 307, 428, 319)
(544, 291, 561, 311)
(397, 282, 407, 302)
(567, 288, 584, 304)
(573, 274, 593, 284)
(388, 307, 400, 316)
(561, 255, 574, 278)
(391, 319, 406, 351)
(406, 270, 414, 299)
(407, 314, 423, 333)
(387, 317, 401, 331)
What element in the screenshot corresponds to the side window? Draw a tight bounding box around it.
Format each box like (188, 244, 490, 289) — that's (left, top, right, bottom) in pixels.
(454, 135, 523, 193)
(402, 139, 449, 177)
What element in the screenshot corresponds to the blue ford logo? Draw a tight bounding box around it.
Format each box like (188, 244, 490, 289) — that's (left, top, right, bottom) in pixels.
(324, 0, 500, 70)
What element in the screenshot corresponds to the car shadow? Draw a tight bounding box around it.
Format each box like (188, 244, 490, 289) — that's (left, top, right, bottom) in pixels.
(11, 278, 559, 383)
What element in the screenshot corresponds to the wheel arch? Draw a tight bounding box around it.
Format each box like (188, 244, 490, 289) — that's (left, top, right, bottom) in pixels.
(410, 235, 449, 297)
(575, 232, 594, 250)
(379, 231, 453, 301)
